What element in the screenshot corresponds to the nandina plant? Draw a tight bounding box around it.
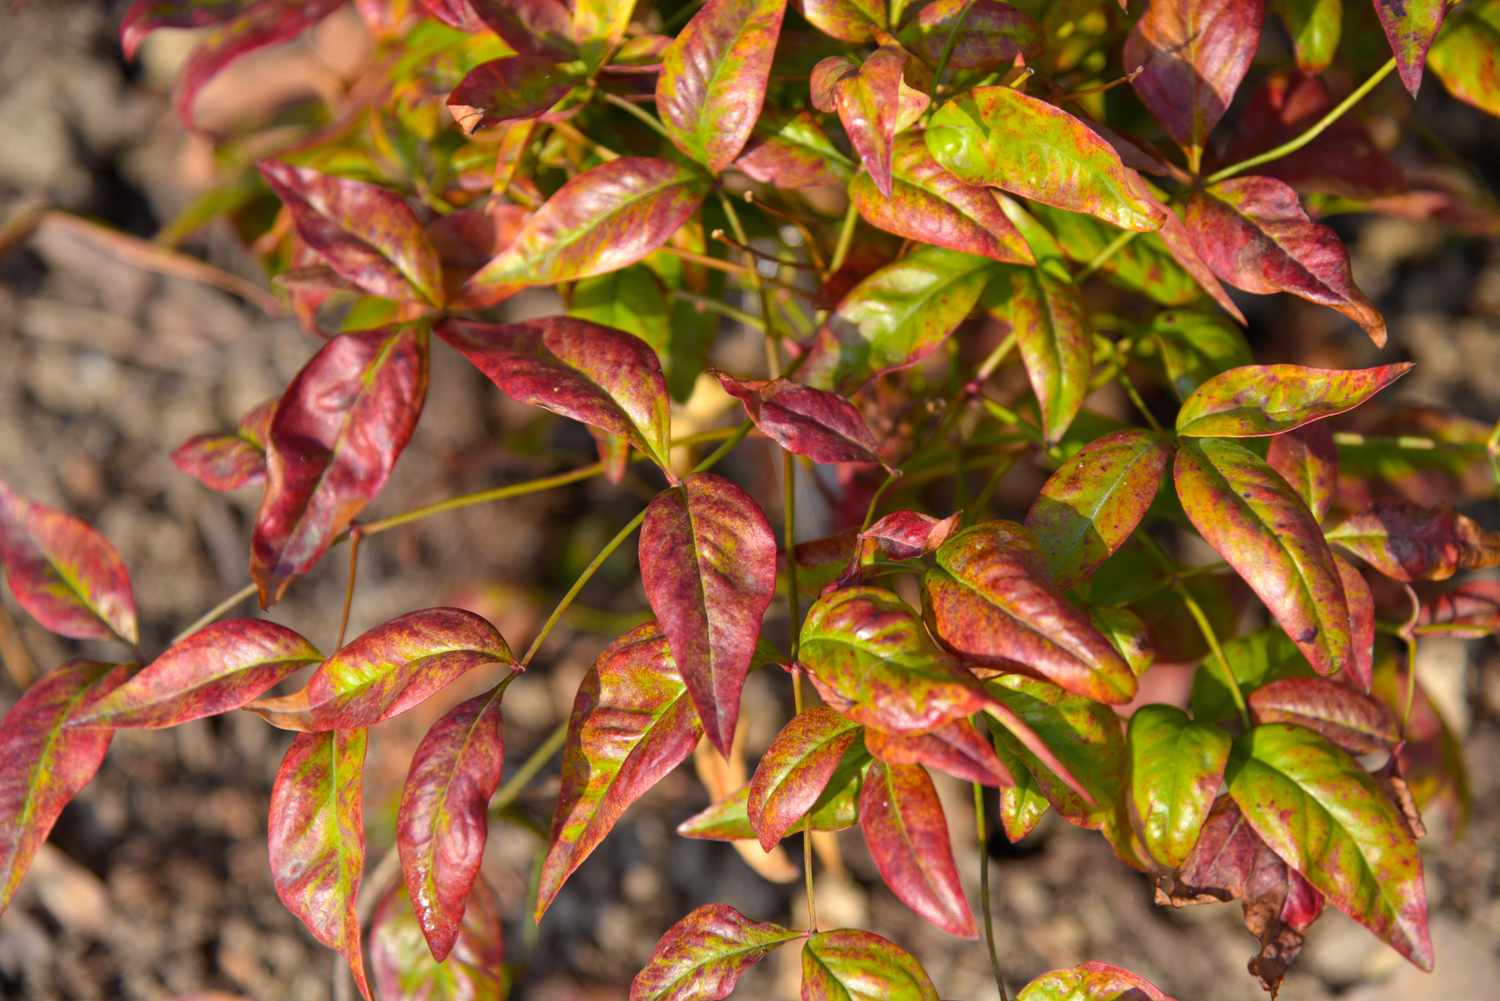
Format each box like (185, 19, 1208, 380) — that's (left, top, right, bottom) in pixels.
(2, 0, 1498, 998)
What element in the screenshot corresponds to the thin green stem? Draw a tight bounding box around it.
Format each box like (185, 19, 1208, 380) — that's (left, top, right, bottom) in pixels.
(335, 528, 362, 649)
(1077, 229, 1137, 280)
(1402, 633, 1420, 736)
(520, 509, 647, 667)
(974, 334, 1018, 383)
(795, 669, 817, 930)
(827, 200, 860, 277)
(170, 582, 257, 646)
(361, 465, 604, 536)
(973, 782, 1009, 1001)
(930, 0, 978, 103)
(671, 289, 765, 330)
(1116, 364, 1164, 433)
(718, 190, 779, 341)
(599, 90, 677, 144)
(1205, 58, 1398, 184)
(493, 718, 570, 814)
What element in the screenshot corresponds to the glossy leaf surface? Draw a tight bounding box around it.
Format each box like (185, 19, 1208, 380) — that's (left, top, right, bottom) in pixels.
(1336, 555, 1376, 691)
(991, 728, 1051, 841)
(250, 608, 514, 731)
(441, 317, 673, 470)
(465, 158, 709, 304)
(1174, 439, 1350, 677)
(1267, 422, 1338, 522)
(816, 48, 924, 198)
(397, 687, 505, 962)
(1176, 363, 1412, 437)
(800, 929, 940, 1001)
(369, 877, 508, 1001)
(0, 481, 138, 643)
(1024, 429, 1173, 587)
(1128, 704, 1231, 869)
(865, 718, 1013, 788)
(630, 904, 800, 1001)
(251, 326, 428, 606)
(718, 375, 887, 467)
(747, 707, 862, 851)
(0, 661, 129, 914)
(639, 473, 777, 754)
(859, 761, 976, 937)
(75, 619, 320, 729)
(925, 522, 1138, 704)
(1227, 723, 1433, 969)
(1185, 176, 1386, 345)
(1123, 0, 1265, 154)
(926, 86, 1164, 231)
(1247, 677, 1398, 753)
(537, 623, 702, 918)
(656, 0, 788, 173)
(1325, 502, 1500, 581)
(268, 728, 370, 1000)
(259, 162, 443, 306)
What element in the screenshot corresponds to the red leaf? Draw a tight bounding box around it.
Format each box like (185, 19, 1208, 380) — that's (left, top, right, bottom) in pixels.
(440, 317, 673, 471)
(1416, 579, 1500, 638)
(268, 729, 370, 1000)
(447, 54, 575, 134)
(1124, 0, 1266, 154)
(249, 608, 514, 731)
(1373, 0, 1450, 95)
(464, 157, 709, 306)
(630, 904, 801, 1001)
(120, 0, 248, 59)
(1248, 677, 1399, 753)
(1326, 502, 1500, 581)
(899, 0, 1041, 73)
(0, 661, 130, 914)
(1267, 422, 1338, 522)
(1185, 176, 1387, 345)
(859, 761, 976, 938)
(171, 397, 275, 492)
(717, 374, 889, 468)
(397, 686, 505, 961)
(655, 0, 789, 173)
(1336, 555, 1376, 691)
(537, 623, 702, 918)
(0, 481, 138, 644)
(259, 162, 444, 306)
(733, 111, 852, 189)
(849, 132, 1034, 264)
(369, 875, 506, 1001)
(861, 510, 959, 561)
(72, 619, 320, 729)
(1174, 439, 1351, 677)
(924, 522, 1138, 704)
(639, 474, 778, 755)
(747, 707, 862, 852)
(814, 48, 927, 198)
(470, 0, 576, 59)
(1175, 363, 1413, 438)
(251, 326, 429, 606)
(865, 719, 1014, 788)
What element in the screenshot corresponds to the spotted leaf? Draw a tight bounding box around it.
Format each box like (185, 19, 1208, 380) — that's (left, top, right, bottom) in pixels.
(1128, 704, 1231, 869)
(859, 761, 976, 937)
(630, 904, 801, 1001)
(1176, 363, 1413, 437)
(747, 707, 862, 852)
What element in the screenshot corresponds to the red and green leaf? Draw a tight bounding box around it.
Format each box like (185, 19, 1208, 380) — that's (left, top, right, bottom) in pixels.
(1373, 0, 1450, 96)
(630, 904, 801, 1001)
(1247, 677, 1399, 753)
(991, 727, 1051, 841)
(1175, 363, 1413, 437)
(368, 876, 508, 1001)
(733, 111, 854, 189)
(862, 510, 960, 561)
(0, 661, 131, 915)
(1016, 961, 1176, 1000)
(815, 48, 927, 198)
(801, 928, 940, 1001)
(268, 728, 370, 1000)
(747, 706, 862, 851)
(396, 686, 505, 962)
(1325, 502, 1500, 581)
(987, 264, 1092, 443)
(537, 623, 702, 918)
(171, 397, 275, 492)
(802, 0, 887, 42)
(251, 326, 429, 606)
(1174, 439, 1351, 677)
(899, 0, 1041, 73)
(0, 481, 138, 644)
(1267, 422, 1339, 522)
(1271, 0, 1343, 73)
(1428, 0, 1500, 117)
(249, 608, 514, 730)
(447, 54, 576, 134)
(638, 473, 777, 754)
(865, 718, 1014, 788)
(1127, 704, 1231, 869)
(1416, 578, 1500, 637)
(73, 619, 320, 729)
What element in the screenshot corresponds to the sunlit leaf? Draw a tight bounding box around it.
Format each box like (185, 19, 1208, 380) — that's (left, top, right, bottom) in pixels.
(630, 904, 800, 1001)
(747, 707, 862, 851)
(801, 928, 940, 1001)
(802, 0, 886, 42)
(718, 375, 889, 468)
(1325, 502, 1500, 581)
(1428, 0, 1500, 117)
(1128, 704, 1231, 869)
(859, 761, 976, 937)
(986, 264, 1091, 443)
(368, 876, 508, 1001)
(1247, 677, 1398, 753)
(1176, 363, 1413, 437)
(899, 0, 1041, 72)
(733, 111, 854, 188)
(1016, 961, 1176, 1001)
(1267, 423, 1338, 523)
(815, 48, 927, 197)
(862, 511, 960, 561)
(990, 727, 1050, 841)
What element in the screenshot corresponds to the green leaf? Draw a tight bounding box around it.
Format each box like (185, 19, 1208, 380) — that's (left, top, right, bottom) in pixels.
(990, 727, 1050, 841)
(1145, 309, 1254, 402)
(630, 904, 801, 1001)
(1175, 363, 1414, 437)
(1016, 961, 1175, 1000)
(570, 265, 671, 357)
(986, 264, 1091, 443)
(1032, 204, 1203, 307)
(926, 86, 1164, 232)
(801, 929, 940, 1001)
(1128, 704, 1231, 869)
(1272, 0, 1344, 73)
(1227, 724, 1433, 970)
(1429, 0, 1500, 117)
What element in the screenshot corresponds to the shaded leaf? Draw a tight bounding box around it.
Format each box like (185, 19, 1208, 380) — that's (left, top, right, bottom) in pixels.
(925, 522, 1138, 704)
(1128, 704, 1231, 869)
(1272, 0, 1343, 73)
(447, 54, 575, 134)
(1429, 0, 1500, 117)
(747, 707, 862, 851)
(369, 876, 508, 1001)
(171, 397, 275, 492)
(1174, 439, 1350, 677)
(656, 0, 789, 173)
(1415, 579, 1500, 637)
(1247, 677, 1398, 753)
(465, 158, 709, 305)
(1326, 502, 1500, 581)
(268, 729, 370, 1000)
(0, 481, 138, 644)
(630, 904, 801, 1001)
(259, 162, 443, 306)
(1016, 961, 1175, 1001)
(471, 0, 575, 59)
(900, 0, 1041, 72)
(1185, 176, 1386, 345)
(987, 264, 1091, 442)
(1336, 554, 1376, 691)
(800, 928, 940, 1001)
(865, 718, 1013, 788)
(859, 761, 976, 937)
(537, 623, 702, 918)
(1176, 363, 1413, 437)
(1227, 723, 1433, 969)
(850, 132, 1033, 264)
(1267, 423, 1338, 523)
(718, 375, 888, 468)
(639, 474, 777, 755)
(1373, 0, 1449, 95)
(249, 608, 514, 730)
(990, 727, 1050, 841)
(73, 619, 320, 729)
(926, 86, 1165, 231)
(440, 317, 672, 471)
(251, 326, 428, 607)
(1024, 429, 1173, 587)
(733, 111, 853, 188)
(0, 661, 130, 915)
(397, 687, 505, 962)
(1147, 308, 1254, 401)
(1123, 0, 1266, 154)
